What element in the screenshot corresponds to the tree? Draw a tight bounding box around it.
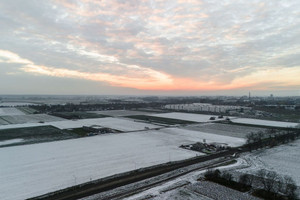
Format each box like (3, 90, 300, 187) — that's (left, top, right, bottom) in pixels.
(257, 170, 280, 193)
(282, 175, 297, 200)
(239, 174, 254, 187)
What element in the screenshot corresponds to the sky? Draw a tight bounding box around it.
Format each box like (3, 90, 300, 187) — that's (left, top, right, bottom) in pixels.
(0, 0, 299, 96)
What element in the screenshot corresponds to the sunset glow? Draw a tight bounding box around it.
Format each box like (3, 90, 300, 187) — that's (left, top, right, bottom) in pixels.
(0, 0, 299, 95)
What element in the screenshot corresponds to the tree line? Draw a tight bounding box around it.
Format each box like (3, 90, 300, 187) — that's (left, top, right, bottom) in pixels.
(204, 169, 298, 200)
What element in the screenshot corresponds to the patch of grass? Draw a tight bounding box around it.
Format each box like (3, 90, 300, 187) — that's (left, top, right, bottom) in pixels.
(51, 112, 108, 119)
(126, 115, 196, 125)
(68, 128, 91, 137)
(0, 126, 79, 147)
(17, 107, 38, 114)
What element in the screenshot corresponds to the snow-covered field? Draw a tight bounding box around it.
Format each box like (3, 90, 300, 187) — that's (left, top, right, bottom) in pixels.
(237, 139, 300, 186)
(0, 118, 9, 125)
(0, 122, 46, 130)
(149, 112, 231, 123)
(184, 123, 266, 138)
(0, 102, 37, 107)
(49, 117, 161, 131)
(0, 107, 25, 116)
(0, 127, 246, 200)
(154, 128, 246, 147)
(0, 114, 65, 124)
(231, 118, 298, 128)
(0, 131, 197, 200)
(89, 110, 157, 117)
(0, 117, 161, 131)
(0, 139, 24, 147)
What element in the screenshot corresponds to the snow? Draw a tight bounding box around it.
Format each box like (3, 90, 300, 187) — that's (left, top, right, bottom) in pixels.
(0, 139, 24, 146)
(49, 117, 161, 131)
(89, 110, 156, 117)
(0, 127, 246, 200)
(0, 102, 37, 107)
(231, 118, 298, 128)
(184, 123, 266, 139)
(0, 122, 46, 130)
(0, 107, 25, 116)
(0, 131, 198, 200)
(0, 114, 65, 124)
(155, 128, 246, 147)
(188, 181, 260, 200)
(0, 117, 161, 131)
(237, 140, 300, 186)
(149, 112, 231, 123)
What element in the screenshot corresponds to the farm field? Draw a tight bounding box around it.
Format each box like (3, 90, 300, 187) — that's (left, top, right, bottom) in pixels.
(51, 112, 108, 119)
(89, 110, 158, 117)
(0, 139, 24, 146)
(237, 139, 300, 186)
(230, 118, 298, 128)
(48, 117, 162, 131)
(0, 107, 25, 116)
(0, 114, 65, 124)
(186, 181, 260, 200)
(17, 107, 37, 114)
(0, 127, 246, 200)
(126, 115, 196, 125)
(148, 112, 231, 123)
(0, 126, 78, 148)
(0, 118, 9, 125)
(0, 131, 198, 200)
(184, 123, 267, 138)
(0, 102, 37, 107)
(155, 128, 246, 147)
(0, 117, 162, 132)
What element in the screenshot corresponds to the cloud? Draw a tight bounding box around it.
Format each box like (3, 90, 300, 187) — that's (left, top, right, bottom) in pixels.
(0, 0, 299, 95)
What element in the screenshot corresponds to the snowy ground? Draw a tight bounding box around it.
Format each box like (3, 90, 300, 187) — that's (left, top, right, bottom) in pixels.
(89, 110, 157, 117)
(183, 123, 266, 138)
(0, 102, 37, 107)
(231, 118, 298, 128)
(153, 128, 246, 147)
(0, 118, 9, 125)
(0, 131, 197, 200)
(0, 117, 162, 132)
(0, 107, 25, 116)
(122, 158, 254, 200)
(0, 114, 65, 124)
(0, 127, 246, 200)
(148, 112, 232, 123)
(237, 139, 300, 186)
(0, 139, 24, 146)
(49, 117, 161, 131)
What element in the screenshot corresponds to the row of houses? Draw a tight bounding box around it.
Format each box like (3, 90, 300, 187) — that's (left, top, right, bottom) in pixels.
(164, 103, 251, 113)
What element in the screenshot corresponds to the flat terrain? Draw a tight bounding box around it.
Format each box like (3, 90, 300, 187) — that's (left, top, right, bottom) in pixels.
(0, 114, 65, 124)
(0, 102, 37, 106)
(231, 118, 298, 128)
(51, 112, 108, 119)
(0, 126, 78, 148)
(183, 123, 267, 138)
(48, 117, 162, 131)
(0, 117, 162, 132)
(126, 115, 196, 125)
(148, 112, 231, 123)
(237, 139, 300, 186)
(0, 128, 245, 200)
(0, 107, 25, 116)
(89, 110, 157, 117)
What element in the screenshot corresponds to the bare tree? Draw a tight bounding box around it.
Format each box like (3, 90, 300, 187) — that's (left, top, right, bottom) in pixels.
(257, 170, 280, 193)
(283, 175, 297, 200)
(239, 174, 254, 187)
